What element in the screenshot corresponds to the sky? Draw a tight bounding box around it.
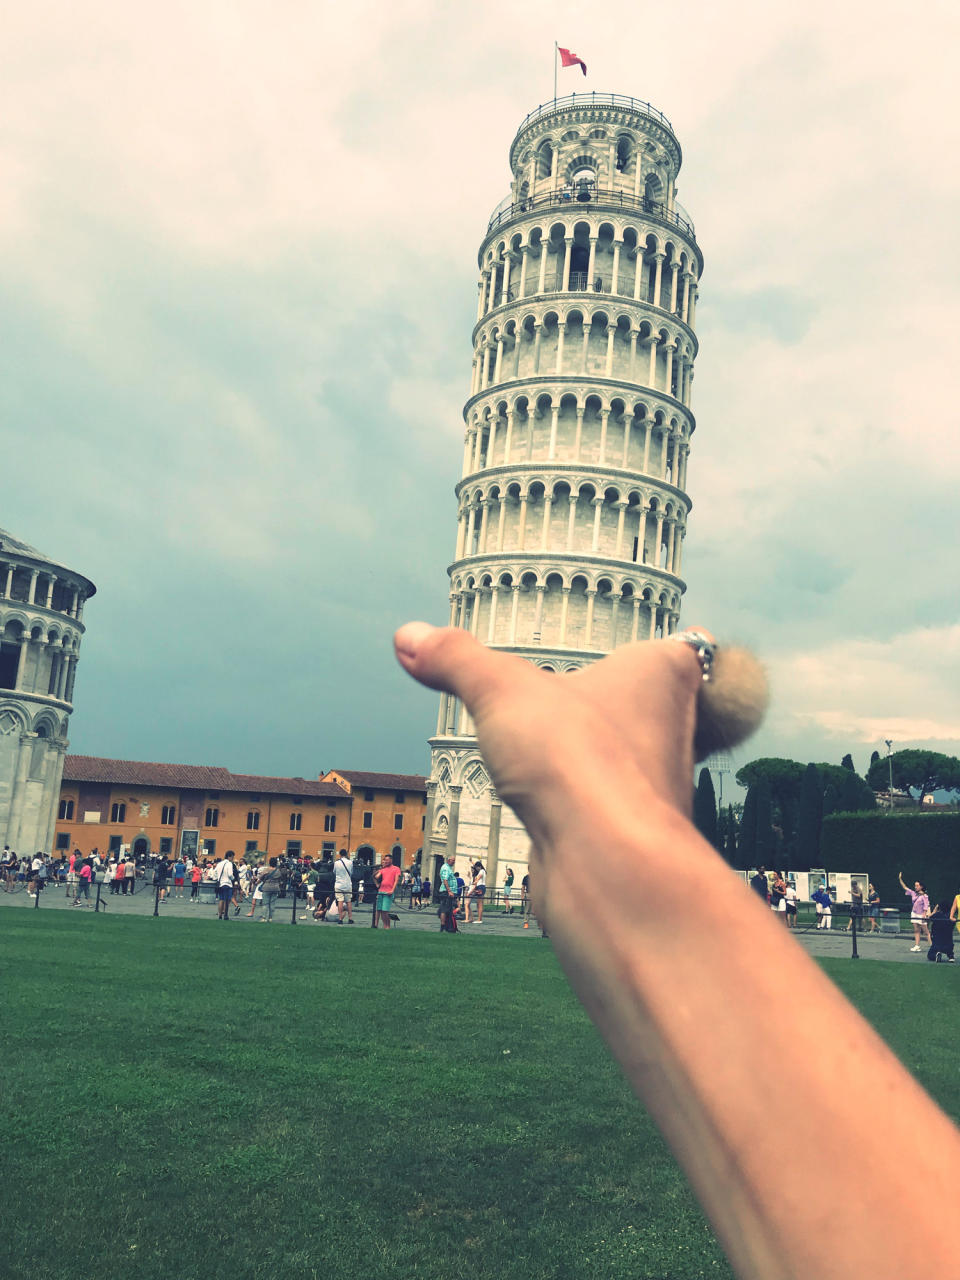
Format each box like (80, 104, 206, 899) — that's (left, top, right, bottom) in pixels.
(2, 0, 958, 785)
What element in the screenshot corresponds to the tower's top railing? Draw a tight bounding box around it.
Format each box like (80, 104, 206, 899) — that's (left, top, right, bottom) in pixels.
(514, 92, 675, 135)
(485, 185, 697, 241)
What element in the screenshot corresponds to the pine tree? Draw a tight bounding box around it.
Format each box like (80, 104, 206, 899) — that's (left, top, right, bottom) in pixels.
(841, 753, 855, 772)
(693, 768, 718, 849)
(796, 763, 823, 869)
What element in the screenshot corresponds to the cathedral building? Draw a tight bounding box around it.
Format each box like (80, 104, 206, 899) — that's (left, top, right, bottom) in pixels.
(0, 528, 95, 854)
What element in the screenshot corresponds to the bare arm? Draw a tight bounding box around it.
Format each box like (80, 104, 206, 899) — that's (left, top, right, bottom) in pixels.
(395, 623, 960, 1280)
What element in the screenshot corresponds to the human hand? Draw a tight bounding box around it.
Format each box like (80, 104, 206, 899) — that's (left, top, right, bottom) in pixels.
(394, 624, 766, 856)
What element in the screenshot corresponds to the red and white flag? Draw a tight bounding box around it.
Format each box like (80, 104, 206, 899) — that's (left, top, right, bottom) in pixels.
(558, 47, 587, 76)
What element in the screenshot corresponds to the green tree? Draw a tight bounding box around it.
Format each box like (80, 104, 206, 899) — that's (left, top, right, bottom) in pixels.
(724, 806, 738, 865)
(870, 749, 880, 768)
(796, 763, 823, 868)
(755, 776, 775, 866)
(841, 753, 855, 772)
(823, 783, 839, 819)
(865, 749, 960, 807)
(694, 768, 718, 849)
(740, 786, 758, 867)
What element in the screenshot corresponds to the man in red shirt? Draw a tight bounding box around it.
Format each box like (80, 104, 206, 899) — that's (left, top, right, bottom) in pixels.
(374, 854, 402, 929)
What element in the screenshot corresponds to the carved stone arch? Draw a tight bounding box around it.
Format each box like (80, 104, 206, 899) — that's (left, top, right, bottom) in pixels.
(33, 709, 58, 737)
(461, 757, 491, 798)
(0, 701, 28, 736)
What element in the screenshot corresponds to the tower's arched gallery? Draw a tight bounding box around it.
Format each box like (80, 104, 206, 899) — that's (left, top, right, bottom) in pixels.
(0, 529, 96, 854)
(423, 92, 703, 888)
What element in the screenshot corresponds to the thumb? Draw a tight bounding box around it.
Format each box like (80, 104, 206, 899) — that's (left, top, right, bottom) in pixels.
(394, 622, 536, 720)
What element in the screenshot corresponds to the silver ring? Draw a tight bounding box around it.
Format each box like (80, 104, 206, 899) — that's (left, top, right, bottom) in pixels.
(672, 629, 716, 682)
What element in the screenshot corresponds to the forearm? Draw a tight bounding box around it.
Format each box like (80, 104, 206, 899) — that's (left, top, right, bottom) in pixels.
(541, 801, 960, 1280)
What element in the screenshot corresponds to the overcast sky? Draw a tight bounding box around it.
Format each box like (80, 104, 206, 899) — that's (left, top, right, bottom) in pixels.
(2, 0, 958, 784)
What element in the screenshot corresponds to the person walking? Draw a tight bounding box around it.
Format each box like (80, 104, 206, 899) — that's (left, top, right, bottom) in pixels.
(438, 853, 459, 933)
(926, 901, 956, 962)
(750, 867, 769, 903)
(189, 861, 203, 902)
(212, 851, 238, 920)
(332, 849, 355, 925)
(464, 861, 486, 923)
(867, 883, 881, 933)
(373, 853, 402, 929)
(846, 881, 864, 933)
(899, 872, 931, 951)
(784, 879, 798, 929)
(257, 858, 283, 922)
(73, 858, 93, 905)
(173, 856, 187, 899)
(503, 866, 515, 914)
(812, 882, 832, 929)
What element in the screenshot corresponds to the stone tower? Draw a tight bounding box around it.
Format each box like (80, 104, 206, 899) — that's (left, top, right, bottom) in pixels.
(0, 529, 96, 855)
(423, 91, 702, 889)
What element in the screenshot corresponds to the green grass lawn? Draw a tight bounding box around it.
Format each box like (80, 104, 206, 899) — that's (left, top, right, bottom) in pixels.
(2, 914, 958, 1280)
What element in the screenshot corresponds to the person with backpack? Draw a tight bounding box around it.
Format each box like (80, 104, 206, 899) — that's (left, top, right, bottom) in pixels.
(926, 902, 955, 962)
(256, 858, 283, 922)
(212, 851, 239, 920)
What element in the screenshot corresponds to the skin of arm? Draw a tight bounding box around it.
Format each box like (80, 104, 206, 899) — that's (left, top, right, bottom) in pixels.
(394, 621, 960, 1280)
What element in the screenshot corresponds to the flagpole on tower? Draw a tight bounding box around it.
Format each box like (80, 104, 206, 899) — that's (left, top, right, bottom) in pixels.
(553, 42, 558, 101)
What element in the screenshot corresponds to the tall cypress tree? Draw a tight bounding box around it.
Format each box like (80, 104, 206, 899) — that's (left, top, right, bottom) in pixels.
(756, 775, 775, 866)
(841, 753, 856, 772)
(724, 805, 738, 866)
(796, 762, 823, 869)
(694, 768, 718, 849)
(740, 785, 758, 867)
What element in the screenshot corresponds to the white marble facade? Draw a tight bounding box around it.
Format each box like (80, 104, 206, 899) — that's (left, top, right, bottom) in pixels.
(0, 529, 95, 855)
(424, 93, 703, 893)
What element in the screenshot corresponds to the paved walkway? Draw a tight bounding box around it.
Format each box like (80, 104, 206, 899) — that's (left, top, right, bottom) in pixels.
(0, 884, 544, 937)
(3, 885, 951, 962)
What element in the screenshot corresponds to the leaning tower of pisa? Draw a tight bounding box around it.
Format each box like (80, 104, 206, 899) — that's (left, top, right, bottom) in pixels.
(423, 91, 702, 890)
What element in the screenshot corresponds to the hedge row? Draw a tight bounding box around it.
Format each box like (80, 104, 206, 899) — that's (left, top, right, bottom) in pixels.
(821, 810, 960, 906)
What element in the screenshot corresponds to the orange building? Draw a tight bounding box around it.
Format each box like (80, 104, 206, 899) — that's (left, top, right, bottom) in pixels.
(322, 770, 427, 867)
(56, 756, 351, 863)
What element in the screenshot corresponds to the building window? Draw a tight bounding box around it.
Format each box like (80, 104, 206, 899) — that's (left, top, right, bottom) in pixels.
(324, 814, 336, 832)
(203, 839, 216, 858)
(289, 812, 302, 831)
(321, 841, 335, 855)
(58, 799, 74, 820)
(286, 840, 301, 857)
(161, 805, 176, 825)
(364, 789, 375, 802)
(56, 832, 70, 850)
(245, 840, 259, 854)
(160, 837, 173, 854)
(205, 807, 219, 827)
(110, 802, 126, 823)
(395, 791, 405, 803)
(394, 814, 403, 831)
(362, 811, 372, 829)
(246, 811, 260, 831)
(109, 835, 122, 852)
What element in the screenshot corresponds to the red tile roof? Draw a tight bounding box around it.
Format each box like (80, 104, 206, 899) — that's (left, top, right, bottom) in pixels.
(63, 756, 345, 798)
(326, 769, 427, 792)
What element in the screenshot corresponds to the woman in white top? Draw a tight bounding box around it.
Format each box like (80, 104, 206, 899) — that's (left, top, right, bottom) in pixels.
(464, 861, 486, 923)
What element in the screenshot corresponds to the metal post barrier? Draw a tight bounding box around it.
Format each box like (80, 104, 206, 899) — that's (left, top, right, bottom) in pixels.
(850, 906, 859, 960)
(290, 884, 297, 925)
(153, 882, 161, 917)
(34, 883, 40, 909)
(94, 880, 103, 914)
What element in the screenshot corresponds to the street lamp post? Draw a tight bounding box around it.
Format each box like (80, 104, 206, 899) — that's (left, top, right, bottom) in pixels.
(885, 739, 894, 812)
